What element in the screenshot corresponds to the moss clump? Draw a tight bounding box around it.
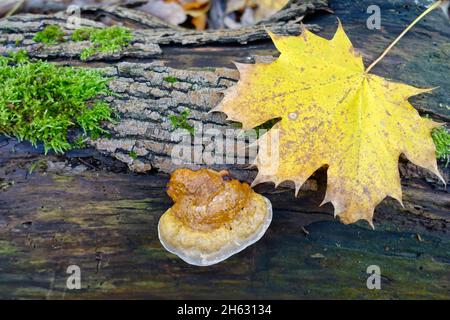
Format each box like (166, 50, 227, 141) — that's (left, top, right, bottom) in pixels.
(33, 25, 65, 45)
(129, 150, 138, 160)
(169, 109, 195, 135)
(432, 126, 450, 166)
(0, 52, 115, 153)
(71, 26, 133, 60)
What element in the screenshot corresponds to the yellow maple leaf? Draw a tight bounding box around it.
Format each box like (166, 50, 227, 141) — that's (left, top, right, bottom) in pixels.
(212, 21, 444, 226)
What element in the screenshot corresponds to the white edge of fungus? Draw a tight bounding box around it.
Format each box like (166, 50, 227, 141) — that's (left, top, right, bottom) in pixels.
(158, 196, 273, 267)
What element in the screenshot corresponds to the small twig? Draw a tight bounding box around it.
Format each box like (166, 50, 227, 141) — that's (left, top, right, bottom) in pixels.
(416, 234, 423, 242)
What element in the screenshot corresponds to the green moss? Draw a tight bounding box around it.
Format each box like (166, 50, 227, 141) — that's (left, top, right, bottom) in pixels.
(33, 25, 65, 45)
(129, 150, 138, 160)
(0, 52, 115, 154)
(169, 109, 195, 135)
(253, 118, 280, 138)
(432, 126, 450, 166)
(71, 26, 133, 60)
(164, 76, 178, 84)
(76, 100, 113, 139)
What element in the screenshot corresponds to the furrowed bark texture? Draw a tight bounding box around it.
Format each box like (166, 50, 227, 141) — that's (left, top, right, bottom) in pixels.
(0, 0, 449, 300)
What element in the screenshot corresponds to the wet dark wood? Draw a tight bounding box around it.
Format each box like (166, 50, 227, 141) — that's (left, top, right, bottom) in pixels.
(0, 0, 449, 299)
(0, 137, 449, 299)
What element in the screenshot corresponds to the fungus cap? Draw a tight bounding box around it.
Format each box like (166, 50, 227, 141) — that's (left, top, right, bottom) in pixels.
(158, 169, 273, 266)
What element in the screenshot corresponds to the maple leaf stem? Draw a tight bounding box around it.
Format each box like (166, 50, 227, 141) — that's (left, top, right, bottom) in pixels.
(365, 0, 443, 74)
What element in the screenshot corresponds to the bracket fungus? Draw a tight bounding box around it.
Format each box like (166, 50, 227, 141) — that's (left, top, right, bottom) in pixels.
(158, 169, 273, 266)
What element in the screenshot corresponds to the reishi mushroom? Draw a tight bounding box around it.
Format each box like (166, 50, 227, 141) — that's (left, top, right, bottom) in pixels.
(158, 168, 273, 266)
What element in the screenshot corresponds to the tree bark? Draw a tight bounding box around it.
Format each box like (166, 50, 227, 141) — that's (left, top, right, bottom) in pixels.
(0, 0, 449, 299)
